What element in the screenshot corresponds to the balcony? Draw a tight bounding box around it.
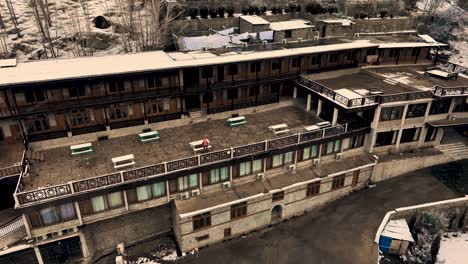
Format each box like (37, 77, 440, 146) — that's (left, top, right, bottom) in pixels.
(433, 86, 468, 97)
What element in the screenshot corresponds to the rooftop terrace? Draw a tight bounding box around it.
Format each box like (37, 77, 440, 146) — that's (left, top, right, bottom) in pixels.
(24, 106, 323, 191)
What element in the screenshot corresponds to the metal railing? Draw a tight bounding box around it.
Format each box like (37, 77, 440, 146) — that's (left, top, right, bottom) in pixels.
(0, 217, 24, 238)
(434, 86, 468, 97)
(15, 123, 355, 206)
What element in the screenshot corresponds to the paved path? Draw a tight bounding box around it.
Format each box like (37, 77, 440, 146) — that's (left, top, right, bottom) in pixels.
(176, 166, 460, 264)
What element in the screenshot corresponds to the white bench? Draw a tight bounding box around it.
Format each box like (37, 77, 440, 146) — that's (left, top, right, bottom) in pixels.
(112, 154, 136, 170)
(316, 121, 332, 128)
(227, 116, 247, 127)
(269, 124, 290, 136)
(138, 131, 160, 143)
(70, 143, 93, 156)
(189, 139, 212, 153)
(304, 125, 320, 132)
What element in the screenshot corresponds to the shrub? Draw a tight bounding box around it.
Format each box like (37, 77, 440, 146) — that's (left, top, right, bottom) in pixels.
(248, 6, 255, 15)
(218, 6, 226, 18)
(189, 8, 198, 19)
(254, 6, 261, 15)
(260, 6, 267, 14)
(271, 6, 278, 14)
(359, 12, 368, 19)
(306, 1, 323, 15)
(458, 209, 467, 229)
(200, 6, 209, 19)
(296, 5, 302, 12)
(430, 234, 441, 264)
(209, 8, 218, 18)
(226, 6, 234, 17)
(288, 4, 297, 13)
(380, 9, 388, 18)
(277, 7, 284, 14)
(241, 7, 248, 15)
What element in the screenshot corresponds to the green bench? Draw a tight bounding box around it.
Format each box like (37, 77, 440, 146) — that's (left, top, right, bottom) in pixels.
(138, 131, 160, 143)
(227, 116, 247, 128)
(70, 143, 93, 156)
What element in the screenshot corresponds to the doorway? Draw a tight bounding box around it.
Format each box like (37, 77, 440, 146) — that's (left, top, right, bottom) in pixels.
(183, 68, 200, 90)
(271, 205, 283, 224)
(184, 95, 201, 111)
(217, 65, 225, 82)
(39, 236, 83, 264)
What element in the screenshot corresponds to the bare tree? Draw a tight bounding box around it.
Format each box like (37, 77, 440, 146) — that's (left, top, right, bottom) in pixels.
(5, 0, 21, 36)
(422, 0, 444, 16)
(25, 0, 56, 58)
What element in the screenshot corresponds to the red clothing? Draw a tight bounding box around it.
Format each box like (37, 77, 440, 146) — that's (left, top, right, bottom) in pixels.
(202, 138, 209, 147)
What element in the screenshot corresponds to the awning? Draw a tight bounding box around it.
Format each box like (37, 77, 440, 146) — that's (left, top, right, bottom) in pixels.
(427, 118, 468, 127)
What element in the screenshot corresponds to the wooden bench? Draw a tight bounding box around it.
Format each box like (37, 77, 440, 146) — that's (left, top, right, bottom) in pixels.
(304, 125, 320, 132)
(189, 139, 212, 153)
(112, 154, 136, 170)
(269, 124, 290, 136)
(316, 121, 332, 128)
(138, 131, 160, 143)
(227, 116, 247, 127)
(70, 143, 93, 156)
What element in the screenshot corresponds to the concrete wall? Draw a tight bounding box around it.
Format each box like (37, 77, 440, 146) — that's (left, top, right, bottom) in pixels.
(354, 17, 417, 33)
(372, 152, 454, 182)
(82, 204, 172, 262)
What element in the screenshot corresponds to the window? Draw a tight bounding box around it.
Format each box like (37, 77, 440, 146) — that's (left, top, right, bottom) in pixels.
(70, 110, 91, 127)
(366, 49, 377, 56)
(411, 48, 421, 57)
(389, 49, 399, 58)
(332, 175, 345, 190)
(252, 159, 263, 173)
(231, 202, 247, 219)
(250, 62, 261, 73)
(322, 140, 341, 156)
(127, 182, 166, 204)
(406, 103, 427, 118)
(24, 115, 50, 133)
(29, 203, 77, 228)
(425, 127, 438, 142)
(169, 174, 198, 194)
(240, 161, 252, 177)
(269, 152, 294, 168)
(108, 105, 129, 120)
(400, 127, 421, 143)
(228, 64, 238, 75)
(453, 98, 468, 113)
(300, 145, 318, 161)
(69, 87, 86, 97)
(328, 54, 338, 63)
(272, 61, 281, 71)
(196, 234, 210, 241)
(202, 167, 229, 186)
(375, 131, 398, 147)
(346, 135, 365, 150)
(284, 30, 292, 38)
(24, 88, 46, 103)
(311, 56, 319, 65)
(430, 99, 451, 115)
(306, 182, 320, 196)
(148, 76, 162, 89)
(201, 67, 213, 78)
(272, 191, 284, 202)
(291, 57, 301, 68)
(91, 195, 107, 212)
(193, 212, 211, 230)
(380, 106, 404, 121)
(108, 81, 125, 93)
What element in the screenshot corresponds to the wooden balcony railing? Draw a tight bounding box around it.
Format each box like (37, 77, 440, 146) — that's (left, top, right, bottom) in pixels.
(434, 86, 468, 97)
(0, 217, 24, 239)
(15, 123, 358, 206)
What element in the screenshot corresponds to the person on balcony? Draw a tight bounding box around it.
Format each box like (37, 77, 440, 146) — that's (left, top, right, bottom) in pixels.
(202, 136, 209, 152)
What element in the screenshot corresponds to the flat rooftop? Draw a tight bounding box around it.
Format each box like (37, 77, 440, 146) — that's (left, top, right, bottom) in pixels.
(240, 15, 270, 25)
(24, 106, 323, 191)
(176, 153, 374, 216)
(311, 70, 423, 96)
(0, 143, 23, 170)
(269, 20, 314, 31)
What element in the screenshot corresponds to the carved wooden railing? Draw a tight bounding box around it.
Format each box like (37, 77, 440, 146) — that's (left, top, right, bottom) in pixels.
(434, 86, 468, 97)
(380, 91, 433, 104)
(15, 123, 352, 206)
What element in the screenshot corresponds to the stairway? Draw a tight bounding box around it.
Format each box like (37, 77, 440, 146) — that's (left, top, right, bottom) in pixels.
(438, 142, 468, 161)
(26, 150, 45, 161)
(188, 110, 206, 122)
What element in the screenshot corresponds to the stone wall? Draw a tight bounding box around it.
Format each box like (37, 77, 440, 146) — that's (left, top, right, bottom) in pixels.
(354, 17, 417, 33)
(82, 205, 172, 262)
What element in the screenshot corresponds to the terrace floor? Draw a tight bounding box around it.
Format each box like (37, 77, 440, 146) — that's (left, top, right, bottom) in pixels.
(25, 105, 322, 191)
(0, 143, 24, 170)
(176, 154, 374, 215)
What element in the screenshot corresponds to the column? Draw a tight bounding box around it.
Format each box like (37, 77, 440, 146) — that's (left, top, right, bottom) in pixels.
(123, 190, 129, 211)
(434, 128, 444, 148)
(395, 104, 409, 150)
(448, 97, 456, 114)
(293, 87, 297, 99)
(332, 108, 339, 126)
(79, 233, 90, 258)
(317, 99, 322, 117)
(178, 69, 184, 90)
(34, 246, 45, 264)
(306, 94, 312, 111)
(74, 202, 83, 225)
(22, 214, 32, 238)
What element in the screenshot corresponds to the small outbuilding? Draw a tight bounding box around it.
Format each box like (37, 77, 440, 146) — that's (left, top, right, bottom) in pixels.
(379, 219, 414, 255)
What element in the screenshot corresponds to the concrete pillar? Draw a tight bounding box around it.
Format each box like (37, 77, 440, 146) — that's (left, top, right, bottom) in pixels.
(74, 202, 83, 225)
(448, 97, 456, 114)
(332, 108, 339, 126)
(166, 180, 170, 200)
(418, 127, 428, 148)
(317, 99, 322, 117)
(229, 165, 233, 182)
(423, 101, 432, 123)
(79, 233, 90, 258)
(293, 87, 297, 99)
(34, 246, 44, 264)
(22, 214, 32, 238)
(306, 94, 312, 111)
(434, 128, 444, 148)
(395, 104, 409, 150)
(123, 190, 129, 211)
(178, 69, 184, 89)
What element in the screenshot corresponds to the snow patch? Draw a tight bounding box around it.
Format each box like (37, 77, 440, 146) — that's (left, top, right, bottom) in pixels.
(437, 232, 468, 264)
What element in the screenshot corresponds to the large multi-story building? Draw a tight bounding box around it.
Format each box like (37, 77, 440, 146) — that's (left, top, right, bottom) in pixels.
(0, 29, 467, 264)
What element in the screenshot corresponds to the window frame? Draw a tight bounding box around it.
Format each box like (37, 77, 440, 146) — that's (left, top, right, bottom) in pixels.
(193, 212, 211, 230)
(306, 182, 320, 197)
(272, 191, 285, 202)
(230, 202, 248, 220)
(331, 175, 346, 190)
